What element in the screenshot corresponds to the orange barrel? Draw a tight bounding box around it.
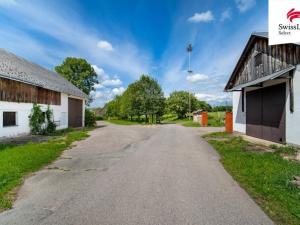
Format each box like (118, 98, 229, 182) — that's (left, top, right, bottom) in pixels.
(201, 111, 208, 127)
(225, 112, 233, 133)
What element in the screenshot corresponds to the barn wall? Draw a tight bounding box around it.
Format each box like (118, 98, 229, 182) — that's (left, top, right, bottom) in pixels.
(230, 39, 300, 90)
(0, 93, 69, 138)
(286, 65, 300, 146)
(0, 77, 61, 105)
(233, 91, 246, 133)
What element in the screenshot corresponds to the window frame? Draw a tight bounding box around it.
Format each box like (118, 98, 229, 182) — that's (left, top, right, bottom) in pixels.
(3, 111, 18, 127)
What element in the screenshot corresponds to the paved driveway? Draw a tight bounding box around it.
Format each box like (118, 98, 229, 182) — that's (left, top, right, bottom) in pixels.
(0, 123, 273, 225)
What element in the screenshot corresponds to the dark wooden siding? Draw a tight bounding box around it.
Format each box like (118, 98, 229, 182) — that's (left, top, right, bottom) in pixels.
(68, 97, 83, 127)
(0, 77, 61, 105)
(231, 39, 300, 88)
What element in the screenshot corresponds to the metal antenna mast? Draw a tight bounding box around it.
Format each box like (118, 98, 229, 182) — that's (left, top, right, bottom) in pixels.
(186, 44, 193, 120)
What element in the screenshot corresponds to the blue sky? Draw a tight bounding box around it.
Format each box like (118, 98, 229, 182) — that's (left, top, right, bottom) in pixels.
(0, 0, 268, 107)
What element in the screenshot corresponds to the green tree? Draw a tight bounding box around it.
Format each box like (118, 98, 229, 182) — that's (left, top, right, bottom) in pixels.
(166, 91, 198, 119)
(196, 100, 212, 112)
(104, 95, 123, 119)
(55, 57, 98, 96)
(136, 75, 165, 123)
(120, 82, 142, 120)
(105, 75, 164, 123)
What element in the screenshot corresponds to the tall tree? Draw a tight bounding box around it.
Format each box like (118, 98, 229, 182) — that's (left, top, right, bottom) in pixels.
(104, 75, 165, 123)
(120, 82, 142, 120)
(166, 91, 198, 119)
(137, 75, 165, 123)
(55, 57, 98, 96)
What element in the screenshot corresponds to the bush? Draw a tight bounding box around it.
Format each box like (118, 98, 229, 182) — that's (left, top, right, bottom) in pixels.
(96, 115, 104, 120)
(29, 104, 45, 134)
(44, 106, 56, 134)
(85, 109, 97, 127)
(29, 104, 56, 135)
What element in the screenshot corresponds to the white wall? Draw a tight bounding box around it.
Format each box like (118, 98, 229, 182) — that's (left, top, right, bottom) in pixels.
(286, 65, 300, 146)
(233, 91, 246, 133)
(0, 93, 69, 138)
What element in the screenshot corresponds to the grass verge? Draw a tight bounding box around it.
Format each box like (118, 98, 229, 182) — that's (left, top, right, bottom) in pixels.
(0, 129, 90, 211)
(105, 119, 147, 125)
(162, 112, 225, 127)
(181, 121, 201, 127)
(203, 132, 300, 225)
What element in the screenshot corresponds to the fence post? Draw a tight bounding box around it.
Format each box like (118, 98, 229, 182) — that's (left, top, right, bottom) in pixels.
(201, 111, 208, 127)
(225, 112, 233, 133)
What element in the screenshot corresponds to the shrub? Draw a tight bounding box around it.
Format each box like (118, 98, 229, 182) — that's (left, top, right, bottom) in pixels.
(96, 115, 104, 121)
(29, 104, 45, 134)
(44, 106, 56, 134)
(29, 104, 56, 135)
(85, 109, 96, 127)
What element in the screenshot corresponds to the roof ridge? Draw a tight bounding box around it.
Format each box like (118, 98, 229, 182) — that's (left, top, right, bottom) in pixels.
(0, 48, 88, 99)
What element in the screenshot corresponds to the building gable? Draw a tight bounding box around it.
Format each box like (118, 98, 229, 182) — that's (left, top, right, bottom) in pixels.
(225, 33, 300, 91)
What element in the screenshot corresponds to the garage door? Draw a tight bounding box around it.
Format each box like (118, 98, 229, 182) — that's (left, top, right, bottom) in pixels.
(246, 83, 286, 143)
(68, 98, 83, 128)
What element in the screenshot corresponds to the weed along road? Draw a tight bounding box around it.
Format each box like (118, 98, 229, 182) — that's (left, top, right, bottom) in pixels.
(0, 122, 273, 225)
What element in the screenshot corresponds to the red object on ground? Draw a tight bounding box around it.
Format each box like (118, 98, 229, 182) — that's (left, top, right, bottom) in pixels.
(201, 111, 208, 127)
(225, 112, 233, 133)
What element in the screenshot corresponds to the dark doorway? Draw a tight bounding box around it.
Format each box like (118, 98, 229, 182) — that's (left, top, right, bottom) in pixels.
(68, 98, 83, 128)
(246, 83, 286, 143)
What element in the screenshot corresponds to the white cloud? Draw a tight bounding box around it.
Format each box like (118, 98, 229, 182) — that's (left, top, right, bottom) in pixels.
(188, 11, 214, 23)
(220, 8, 232, 22)
(0, 1, 151, 78)
(97, 40, 114, 51)
(195, 93, 231, 103)
(92, 65, 109, 80)
(92, 65, 123, 91)
(235, 0, 256, 12)
(186, 73, 209, 83)
(93, 87, 126, 102)
(102, 78, 122, 86)
(112, 87, 125, 95)
(94, 83, 104, 89)
(92, 65, 104, 76)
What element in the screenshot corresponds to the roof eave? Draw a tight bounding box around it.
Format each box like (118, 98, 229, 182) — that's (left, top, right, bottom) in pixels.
(224, 33, 269, 91)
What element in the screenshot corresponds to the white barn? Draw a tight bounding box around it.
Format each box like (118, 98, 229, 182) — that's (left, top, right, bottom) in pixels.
(0, 49, 87, 138)
(225, 32, 300, 146)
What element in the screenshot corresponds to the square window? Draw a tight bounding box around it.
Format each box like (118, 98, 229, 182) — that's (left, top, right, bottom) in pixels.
(3, 112, 17, 127)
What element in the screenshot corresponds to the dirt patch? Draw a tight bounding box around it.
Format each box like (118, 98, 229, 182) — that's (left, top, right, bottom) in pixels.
(0, 135, 54, 145)
(245, 144, 275, 153)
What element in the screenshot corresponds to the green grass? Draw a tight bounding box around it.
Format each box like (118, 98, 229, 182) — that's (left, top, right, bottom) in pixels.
(207, 111, 225, 127)
(181, 121, 201, 127)
(204, 133, 300, 225)
(0, 129, 90, 210)
(270, 144, 298, 156)
(202, 131, 230, 138)
(105, 119, 147, 125)
(162, 112, 225, 127)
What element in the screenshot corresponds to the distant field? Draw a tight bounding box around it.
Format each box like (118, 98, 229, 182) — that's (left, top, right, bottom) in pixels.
(162, 112, 225, 127)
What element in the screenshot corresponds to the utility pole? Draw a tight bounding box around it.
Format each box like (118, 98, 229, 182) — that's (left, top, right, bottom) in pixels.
(186, 44, 193, 120)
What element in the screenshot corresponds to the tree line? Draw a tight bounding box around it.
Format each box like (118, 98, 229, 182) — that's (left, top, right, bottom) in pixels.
(103, 75, 228, 122)
(105, 75, 165, 123)
(52, 57, 231, 124)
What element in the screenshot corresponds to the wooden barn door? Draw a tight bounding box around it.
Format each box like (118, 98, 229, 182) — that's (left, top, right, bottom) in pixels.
(246, 83, 286, 143)
(68, 98, 83, 128)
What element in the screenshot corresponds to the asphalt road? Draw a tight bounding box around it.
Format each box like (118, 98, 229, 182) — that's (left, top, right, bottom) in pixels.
(0, 123, 273, 225)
